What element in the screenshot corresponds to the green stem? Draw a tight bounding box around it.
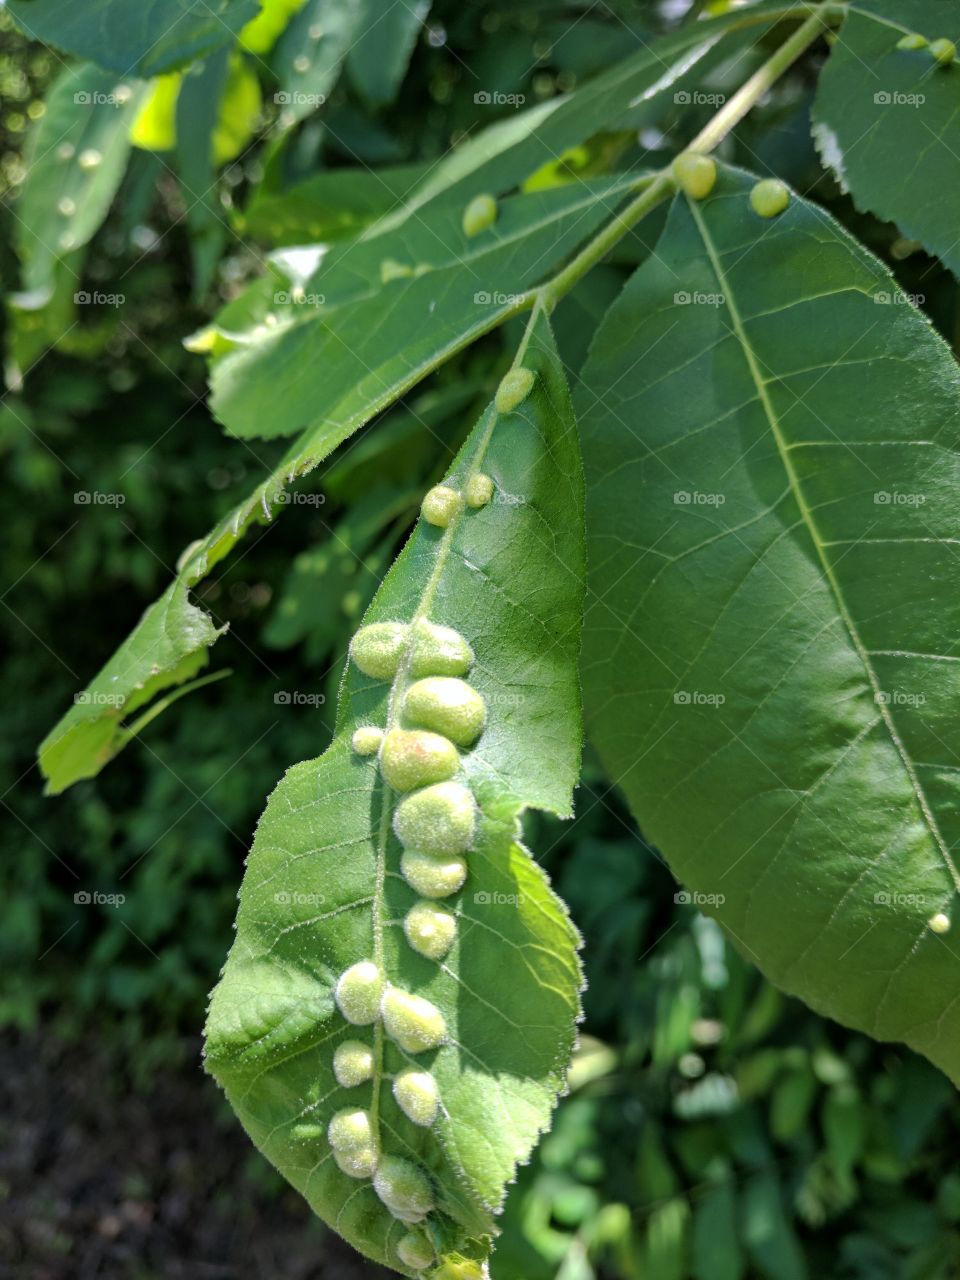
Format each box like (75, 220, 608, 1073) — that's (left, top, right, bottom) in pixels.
(531, 2, 837, 310)
(688, 6, 834, 154)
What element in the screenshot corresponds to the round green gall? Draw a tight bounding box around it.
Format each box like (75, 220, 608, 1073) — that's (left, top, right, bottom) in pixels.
(380, 728, 460, 792)
(401, 850, 468, 899)
(410, 619, 474, 678)
(352, 725, 384, 757)
(930, 37, 957, 65)
(333, 1039, 374, 1087)
(403, 677, 486, 747)
(462, 193, 498, 238)
(404, 901, 457, 960)
(350, 622, 409, 679)
(495, 367, 536, 415)
(896, 32, 927, 50)
(334, 960, 383, 1025)
(749, 178, 790, 219)
(421, 484, 461, 528)
(465, 473, 494, 508)
(394, 780, 476, 854)
(396, 1231, 435, 1271)
(381, 987, 447, 1053)
(890, 236, 922, 261)
(929, 911, 951, 934)
(328, 1106, 374, 1152)
(433, 1260, 484, 1280)
(373, 1154, 435, 1223)
(393, 1066, 440, 1126)
(334, 1144, 379, 1179)
(672, 152, 717, 200)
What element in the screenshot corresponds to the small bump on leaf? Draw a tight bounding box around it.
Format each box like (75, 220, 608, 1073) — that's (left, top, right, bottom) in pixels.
(929, 912, 952, 934)
(373, 1154, 435, 1223)
(350, 622, 409, 679)
(393, 1067, 440, 1126)
(332, 1039, 375, 1087)
(410, 620, 474, 678)
(381, 987, 448, 1053)
(930, 37, 957, 65)
(403, 677, 486, 747)
(334, 960, 383, 1025)
(750, 178, 790, 218)
(421, 484, 462, 528)
(400, 850, 468, 899)
(403, 901, 457, 960)
(394, 781, 476, 854)
(396, 1231, 435, 1271)
(465, 473, 494, 508)
(672, 151, 717, 200)
(896, 32, 927, 51)
(351, 725, 384, 757)
(334, 1145, 379, 1179)
(494, 367, 536, 415)
(328, 1106, 375, 1152)
(462, 193, 498, 238)
(380, 729, 460, 792)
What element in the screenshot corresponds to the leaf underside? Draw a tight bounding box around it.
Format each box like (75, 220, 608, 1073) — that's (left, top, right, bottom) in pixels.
(204, 310, 586, 1274)
(579, 165, 960, 1085)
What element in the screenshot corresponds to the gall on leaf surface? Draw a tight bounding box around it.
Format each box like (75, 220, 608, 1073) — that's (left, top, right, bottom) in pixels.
(203, 309, 585, 1274)
(579, 164, 960, 1086)
(813, 1, 960, 277)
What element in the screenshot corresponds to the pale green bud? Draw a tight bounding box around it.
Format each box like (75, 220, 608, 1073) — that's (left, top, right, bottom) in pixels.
(494, 367, 535, 414)
(930, 37, 957, 65)
(334, 960, 383, 1025)
(929, 912, 951, 934)
(403, 901, 457, 960)
(403, 677, 486, 747)
(896, 32, 927, 50)
(350, 622, 409, 679)
(380, 728, 459, 792)
(749, 178, 790, 218)
(394, 781, 476, 854)
(328, 1106, 374, 1151)
(352, 725, 384, 757)
(393, 1067, 440, 1126)
(462, 193, 498, 238)
(464, 473, 494, 508)
(381, 987, 447, 1053)
(396, 1231, 435, 1271)
(373, 1154, 435, 1222)
(401, 850, 468, 899)
(672, 152, 717, 199)
(421, 484, 461, 528)
(410, 619, 474, 678)
(333, 1039, 374, 1087)
(334, 1144, 379, 1178)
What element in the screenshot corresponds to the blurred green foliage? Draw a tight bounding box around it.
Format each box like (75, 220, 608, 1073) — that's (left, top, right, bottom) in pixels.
(3, 1, 960, 1277)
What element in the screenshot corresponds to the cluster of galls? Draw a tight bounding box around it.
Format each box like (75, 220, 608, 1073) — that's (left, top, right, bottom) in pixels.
(323, 477, 520, 1271)
(671, 152, 792, 219)
(896, 32, 956, 64)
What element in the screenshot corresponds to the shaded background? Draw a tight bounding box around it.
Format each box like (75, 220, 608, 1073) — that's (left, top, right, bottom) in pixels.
(3, 1, 960, 1277)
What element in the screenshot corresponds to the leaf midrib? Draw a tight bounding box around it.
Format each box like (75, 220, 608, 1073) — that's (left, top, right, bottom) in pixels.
(687, 194, 960, 895)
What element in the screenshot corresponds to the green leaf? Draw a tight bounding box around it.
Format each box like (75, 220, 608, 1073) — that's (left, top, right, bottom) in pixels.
(272, 0, 359, 125)
(16, 63, 145, 293)
(579, 165, 960, 1085)
(204, 308, 585, 1275)
(388, 2, 807, 222)
(813, 3, 960, 276)
(7, 0, 259, 76)
(38, 579, 226, 794)
(345, 0, 430, 109)
(243, 163, 429, 247)
(209, 176, 640, 441)
(175, 49, 231, 298)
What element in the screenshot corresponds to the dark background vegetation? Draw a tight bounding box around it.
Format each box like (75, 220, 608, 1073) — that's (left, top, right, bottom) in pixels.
(3, 2, 960, 1277)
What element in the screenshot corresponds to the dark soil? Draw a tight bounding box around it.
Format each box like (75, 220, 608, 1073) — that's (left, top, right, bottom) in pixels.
(0, 1033, 392, 1280)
